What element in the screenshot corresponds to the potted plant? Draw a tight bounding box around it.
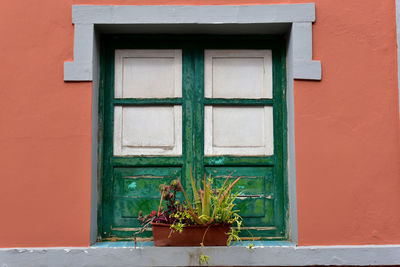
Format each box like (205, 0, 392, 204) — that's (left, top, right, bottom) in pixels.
(134, 171, 243, 248)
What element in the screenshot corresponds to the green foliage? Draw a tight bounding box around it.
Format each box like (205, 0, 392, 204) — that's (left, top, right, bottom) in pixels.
(180, 172, 243, 227)
(169, 210, 194, 236)
(136, 172, 244, 263)
(170, 222, 185, 234)
(199, 253, 210, 266)
(226, 216, 242, 246)
(178, 172, 244, 265)
(248, 242, 255, 252)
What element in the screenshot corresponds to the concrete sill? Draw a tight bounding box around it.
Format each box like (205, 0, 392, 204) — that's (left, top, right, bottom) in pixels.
(92, 240, 293, 248)
(2, 244, 400, 266)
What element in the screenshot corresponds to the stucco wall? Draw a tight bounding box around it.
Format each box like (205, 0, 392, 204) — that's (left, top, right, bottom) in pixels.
(0, 0, 399, 247)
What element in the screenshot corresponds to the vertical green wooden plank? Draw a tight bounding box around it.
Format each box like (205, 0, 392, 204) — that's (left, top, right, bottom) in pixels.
(279, 40, 289, 239)
(182, 49, 195, 197)
(193, 49, 205, 185)
(272, 41, 287, 238)
(97, 38, 106, 241)
(101, 41, 116, 238)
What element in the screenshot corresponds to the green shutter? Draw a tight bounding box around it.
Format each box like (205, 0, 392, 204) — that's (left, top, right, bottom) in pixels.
(99, 35, 287, 241)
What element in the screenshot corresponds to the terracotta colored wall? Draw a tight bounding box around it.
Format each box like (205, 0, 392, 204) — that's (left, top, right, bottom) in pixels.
(0, 0, 92, 247)
(0, 0, 399, 247)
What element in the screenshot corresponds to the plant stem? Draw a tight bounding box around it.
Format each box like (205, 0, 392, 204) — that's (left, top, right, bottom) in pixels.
(157, 187, 165, 215)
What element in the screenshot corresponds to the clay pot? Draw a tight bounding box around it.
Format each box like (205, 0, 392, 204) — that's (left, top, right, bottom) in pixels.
(151, 222, 230, 246)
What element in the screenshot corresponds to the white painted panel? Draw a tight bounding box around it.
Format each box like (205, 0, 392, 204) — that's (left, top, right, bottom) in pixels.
(205, 106, 273, 156)
(115, 50, 182, 98)
(205, 50, 272, 99)
(114, 106, 182, 156)
(211, 57, 264, 98)
(122, 57, 175, 98)
(213, 107, 264, 147)
(122, 107, 175, 147)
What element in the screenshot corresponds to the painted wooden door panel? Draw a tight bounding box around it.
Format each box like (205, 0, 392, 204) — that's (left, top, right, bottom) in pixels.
(204, 50, 272, 99)
(111, 167, 182, 237)
(205, 167, 282, 237)
(100, 36, 287, 241)
(114, 106, 182, 155)
(115, 49, 182, 98)
(204, 106, 274, 156)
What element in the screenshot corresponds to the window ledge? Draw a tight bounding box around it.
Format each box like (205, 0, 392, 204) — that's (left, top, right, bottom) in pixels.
(92, 240, 293, 248)
(2, 244, 400, 266)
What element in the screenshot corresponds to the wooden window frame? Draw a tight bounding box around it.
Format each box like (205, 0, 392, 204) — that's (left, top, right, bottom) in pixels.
(98, 35, 288, 241)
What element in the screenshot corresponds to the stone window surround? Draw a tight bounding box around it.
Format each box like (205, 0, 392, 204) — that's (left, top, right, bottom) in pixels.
(64, 4, 321, 81)
(64, 3, 322, 246)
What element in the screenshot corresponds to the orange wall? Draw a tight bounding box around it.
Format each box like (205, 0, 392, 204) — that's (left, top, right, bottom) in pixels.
(0, 0, 399, 247)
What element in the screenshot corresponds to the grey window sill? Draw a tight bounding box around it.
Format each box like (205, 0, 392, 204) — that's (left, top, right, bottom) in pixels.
(1, 243, 400, 266)
(92, 240, 293, 248)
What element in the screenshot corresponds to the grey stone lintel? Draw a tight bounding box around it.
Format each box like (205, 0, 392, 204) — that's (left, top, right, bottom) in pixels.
(64, 4, 321, 81)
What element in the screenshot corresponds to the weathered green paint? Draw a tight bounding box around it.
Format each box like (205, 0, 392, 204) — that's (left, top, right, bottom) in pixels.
(114, 167, 181, 198)
(100, 41, 116, 239)
(182, 48, 195, 196)
(272, 42, 288, 239)
(204, 156, 275, 166)
(97, 40, 107, 240)
(206, 167, 275, 221)
(112, 157, 183, 167)
(193, 48, 205, 187)
(112, 168, 182, 231)
(114, 98, 182, 106)
(98, 35, 287, 240)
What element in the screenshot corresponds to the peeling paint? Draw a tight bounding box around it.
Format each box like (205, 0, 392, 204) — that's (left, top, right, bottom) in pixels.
(122, 175, 163, 179)
(127, 181, 137, 190)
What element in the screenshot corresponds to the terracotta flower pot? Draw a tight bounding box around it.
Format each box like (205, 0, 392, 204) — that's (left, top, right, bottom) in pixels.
(151, 222, 231, 246)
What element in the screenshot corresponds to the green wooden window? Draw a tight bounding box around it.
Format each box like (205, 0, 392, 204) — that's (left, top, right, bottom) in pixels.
(99, 35, 287, 241)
